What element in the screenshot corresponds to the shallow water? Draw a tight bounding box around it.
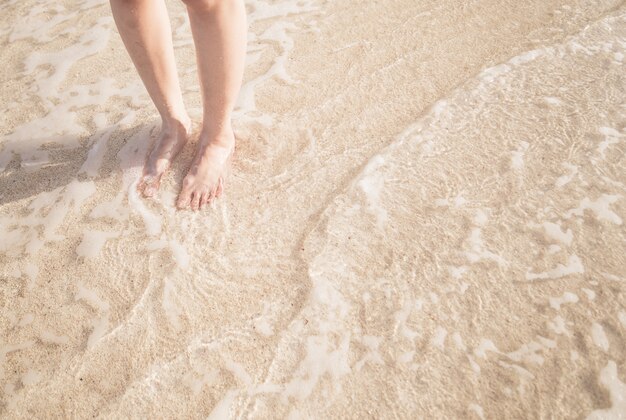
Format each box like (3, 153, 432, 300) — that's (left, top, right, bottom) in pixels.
(1, 0, 625, 418)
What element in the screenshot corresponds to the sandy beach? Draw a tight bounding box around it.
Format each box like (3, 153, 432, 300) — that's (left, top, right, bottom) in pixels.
(1, 0, 625, 418)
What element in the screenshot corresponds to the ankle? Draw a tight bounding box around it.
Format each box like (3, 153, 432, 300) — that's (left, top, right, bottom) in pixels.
(200, 123, 234, 143)
(199, 130, 234, 149)
(161, 113, 191, 133)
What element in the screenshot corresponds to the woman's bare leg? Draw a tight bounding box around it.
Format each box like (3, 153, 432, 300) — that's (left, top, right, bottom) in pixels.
(110, 0, 191, 197)
(176, 0, 247, 210)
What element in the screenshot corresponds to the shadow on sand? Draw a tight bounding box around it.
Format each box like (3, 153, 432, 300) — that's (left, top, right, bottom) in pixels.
(0, 123, 159, 206)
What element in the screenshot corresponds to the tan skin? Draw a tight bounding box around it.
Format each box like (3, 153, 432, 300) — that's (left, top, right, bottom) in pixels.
(110, 0, 246, 210)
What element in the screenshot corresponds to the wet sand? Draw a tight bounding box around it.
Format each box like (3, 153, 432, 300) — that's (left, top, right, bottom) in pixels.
(1, 0, 625, 418)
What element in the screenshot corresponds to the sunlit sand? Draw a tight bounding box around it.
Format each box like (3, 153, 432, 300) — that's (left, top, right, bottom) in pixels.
(1, 0, 625, 418)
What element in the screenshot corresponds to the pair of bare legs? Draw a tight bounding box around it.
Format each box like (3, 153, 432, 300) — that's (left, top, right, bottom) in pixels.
(110, 0, 246, 210)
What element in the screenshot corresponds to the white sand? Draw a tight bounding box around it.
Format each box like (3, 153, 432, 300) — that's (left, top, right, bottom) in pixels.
(1, 0, 625, 418)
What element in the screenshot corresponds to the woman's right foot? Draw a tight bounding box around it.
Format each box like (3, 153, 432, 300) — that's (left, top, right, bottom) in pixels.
(137, 116, 191, 198)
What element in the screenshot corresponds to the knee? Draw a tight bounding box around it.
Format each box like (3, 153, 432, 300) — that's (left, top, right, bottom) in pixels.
(181, 0, 240, 13)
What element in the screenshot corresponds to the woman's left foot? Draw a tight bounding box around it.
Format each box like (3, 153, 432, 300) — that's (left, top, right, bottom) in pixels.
(176, 128, 235, 210)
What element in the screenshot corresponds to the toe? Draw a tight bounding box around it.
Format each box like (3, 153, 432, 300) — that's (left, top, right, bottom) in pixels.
(199, 192, 210, 210)
(215, 177, 224, 197)
(143, 180, 159, 197)
(137, 174, 152, 193)
(145, 188, 156, 198)
(190, 191, 201, 211)
(177, 185, 193, 209)
(176, 197, 189, 209)
(139, 174, 160, 197)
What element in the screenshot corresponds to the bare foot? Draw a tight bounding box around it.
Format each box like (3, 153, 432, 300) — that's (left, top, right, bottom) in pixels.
(137, 117, 191, 197)
(176, 128, 235, 211)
